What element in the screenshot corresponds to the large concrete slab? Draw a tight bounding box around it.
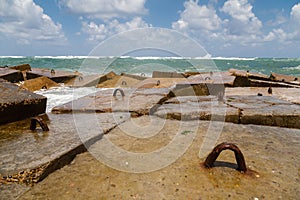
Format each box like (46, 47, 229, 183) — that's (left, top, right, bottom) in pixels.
(20, 76, 59, 92)
(20, 118, 300, 199)
(226, 95, 300, 128)
(225, 87, 300, 104)
(152, 71, 185, 78)
(52, 88, 172, 115)
(26, 68, 78, 83)
(0, 81, 46, 124)
(187, 71, 236, 86)
(0, 68, 24, 83)
(154, 96, 239, 122)
(0, 112, 129, 181)
(270, 72, 300, 85)
(154, 95, 300, 128)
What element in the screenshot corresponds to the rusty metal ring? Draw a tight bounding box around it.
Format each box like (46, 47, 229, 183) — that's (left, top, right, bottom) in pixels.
(156, 80, 160, 86)
(30, 117, 49, 132)
(78, 76, 83, 81)
(50, 69, 55, 75)
(204, 142, 247, 173)
(113, 88, 125, 97)
(141, 73, 146, 77)
(122, 81, 127, 86)
(205, 77, 211, 81)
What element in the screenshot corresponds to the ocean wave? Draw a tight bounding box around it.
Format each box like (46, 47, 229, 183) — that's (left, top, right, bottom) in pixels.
(0, 56, 26, 58)
(212, 57, 257, 61)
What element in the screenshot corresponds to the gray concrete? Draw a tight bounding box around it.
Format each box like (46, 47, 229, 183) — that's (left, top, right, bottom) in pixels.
(0, 81, 46, 124)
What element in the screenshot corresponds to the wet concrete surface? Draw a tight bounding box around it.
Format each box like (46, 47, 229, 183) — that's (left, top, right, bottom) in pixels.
(0, 113, 129, 176)
(154, 95, 300, 128)
(19, 117, 300, 199)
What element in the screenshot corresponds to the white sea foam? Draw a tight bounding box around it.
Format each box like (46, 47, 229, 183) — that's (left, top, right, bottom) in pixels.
(35, 86, 105, 113)
(212, 57, 257, 60)
(0, 56, 26, 58)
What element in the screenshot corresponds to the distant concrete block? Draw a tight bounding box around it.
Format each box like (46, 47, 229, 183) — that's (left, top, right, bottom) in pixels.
(26, 68, 77, 83)
(152, 71, 185, 78)
(0, 81, 47, 124)
(0, 68, 24, 83)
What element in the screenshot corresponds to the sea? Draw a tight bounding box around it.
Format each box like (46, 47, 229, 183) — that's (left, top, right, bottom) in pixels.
(1, 56, 300, 112)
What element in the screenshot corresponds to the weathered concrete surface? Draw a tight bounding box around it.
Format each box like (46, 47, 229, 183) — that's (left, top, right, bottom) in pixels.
(225, 87, 300, 104)
(138, 78, 186, 88)
(0, 182, 30, 199)
(9, 64, 31, 72)
(96, 75, 142, 88)
(0, 68, 24, 83)
(52, 88, 172, 115)
(0, 112, 129, 178)
(270, 72, 300, 85)
(229, 68, 269, 80)
(26, 68, 78, 83)
(20, 76, 59, 92)
(154, 96, 239, 122)
(154, 95, 300, 128)
(152, 71, 185, 78)
(121, 73, 148, 81)
(64, 74, 104, 87)
(227, 95, 300, 128)
(188, 71, 236, 86)
(20, 118, 300, 199)
(0, 81, 46, 124)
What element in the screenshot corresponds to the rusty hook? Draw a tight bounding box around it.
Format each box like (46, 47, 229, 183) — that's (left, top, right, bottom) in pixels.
(156, 80, 160, 86)
(113, 88, 125, 97)
(30, 117, 49, 131)
(204, 142, 247, 173)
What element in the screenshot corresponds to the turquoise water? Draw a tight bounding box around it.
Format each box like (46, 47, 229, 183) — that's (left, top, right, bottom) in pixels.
(1, 57, 300, 76)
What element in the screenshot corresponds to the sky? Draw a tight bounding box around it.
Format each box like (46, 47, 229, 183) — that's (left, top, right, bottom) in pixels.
(0, 0, 300, 57)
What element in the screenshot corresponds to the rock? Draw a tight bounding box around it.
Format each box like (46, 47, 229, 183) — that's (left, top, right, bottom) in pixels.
(0, 68, 24, 83)
(96, 75, 142, 88)
(0, 81, 47, 124)
(20, 76, 59, 92)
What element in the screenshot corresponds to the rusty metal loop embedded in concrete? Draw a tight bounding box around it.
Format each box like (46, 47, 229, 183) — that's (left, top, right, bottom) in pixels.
(50, 69, 55, 75)
(205, 77, 211, 81)
(113, 88, 125, 97)
(30, 117, 49, 131)
(42, 85, 47, 89)
(156, 80, 160, 86)
(204, 142, 247, 173)
(141, 73, 146, 77)
(294, 77, 298, 81)
(122, 81, 127, 86)
(78, 76, 83, 81)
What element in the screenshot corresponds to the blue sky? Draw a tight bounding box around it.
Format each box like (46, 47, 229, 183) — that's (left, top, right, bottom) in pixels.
(0, 0, 300, 57)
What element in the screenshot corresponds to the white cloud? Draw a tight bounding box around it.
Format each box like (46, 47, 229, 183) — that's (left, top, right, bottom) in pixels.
(221, 0, 262, 35)
(81, 17, 151, 42)
(172, 0, 222, 32)
(60, 0, 147, 20)
(0, 0, 66, 44)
